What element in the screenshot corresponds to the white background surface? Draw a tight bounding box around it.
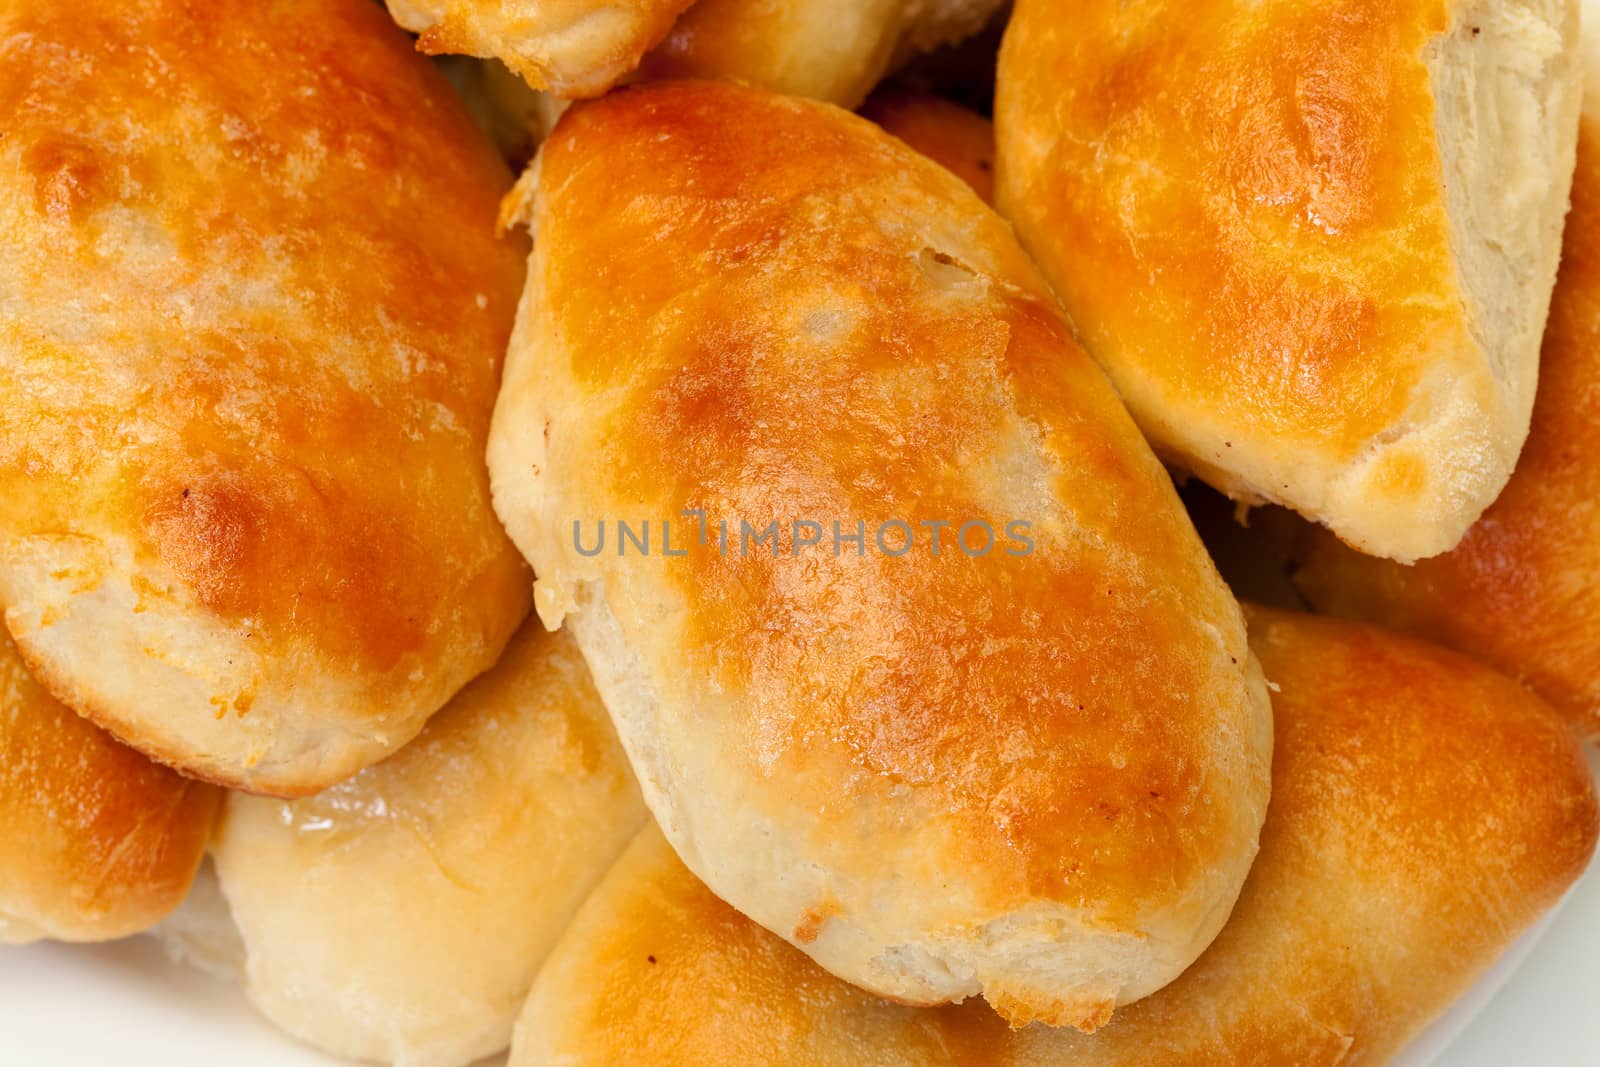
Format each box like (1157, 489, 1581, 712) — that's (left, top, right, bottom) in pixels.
(2, 747, 1598, 1067)
(0, 898, 1594, 1066)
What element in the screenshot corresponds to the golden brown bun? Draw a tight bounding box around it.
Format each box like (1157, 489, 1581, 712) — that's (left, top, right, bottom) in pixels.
(511, 607, 1599, 1066)
(1286, 58, 1600, 737)
(489, 80, 1272, 1030)
(388, 0, 694, 98)
(0, 0, 531, 795)
(209, 622, 646, 1067)
(997, 0, 1582, 562)
(0, 628, 218, 944)
(636, 0, 1006, 107)
(860, 89, 995, 204)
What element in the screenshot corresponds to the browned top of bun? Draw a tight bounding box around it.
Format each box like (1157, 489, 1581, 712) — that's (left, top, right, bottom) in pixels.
(519, 77, 1263, 922)
(0, 628, 218, 943)
(0, 0, 531, 793)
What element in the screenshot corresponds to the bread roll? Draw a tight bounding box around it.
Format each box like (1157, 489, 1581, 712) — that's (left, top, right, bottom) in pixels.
(0, 0, 531, 795)
(1284, 10, 1600, 736)
(388, 0, 693, 97)
(637, 0, 1006, 107)
(997, 0, 1582, 562)
(489, 80, 1272, 1030)
(0, 628, 218, 944)
(208, 622, 646, 1067)
(511, 607, 1599, 1066)
(861, 89, 995, 204)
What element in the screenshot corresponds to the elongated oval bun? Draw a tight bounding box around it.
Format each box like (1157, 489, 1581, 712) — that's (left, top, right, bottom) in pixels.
(1284, 17, 1600, 736)
(0, 629, 218, 944)
(488, 80, 1272, 1030)
(861, 89, 996, 204)
(388, 0, 693, 98)
(510, 607, 1598, 1066)
(997, 0, 1583, 562)
(208, 622, 646, 1067)
(0, 0, 532, 795)
(637, 0, 1006, 107)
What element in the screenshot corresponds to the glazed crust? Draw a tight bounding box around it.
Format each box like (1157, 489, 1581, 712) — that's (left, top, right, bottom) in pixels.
(388, 0, 694, 98)
(0, 629, 218, 944)
(489, 80, 1272, 1029)
(1288, 104, 1600, 738)
(996, 0, 1582, 562)
(0, 0, 532, 795)
(636, 0, 1006, 107)
(210, 623, 646, 1067)
(860, 89, 996, 204)
(510, 608, 1598, 1067)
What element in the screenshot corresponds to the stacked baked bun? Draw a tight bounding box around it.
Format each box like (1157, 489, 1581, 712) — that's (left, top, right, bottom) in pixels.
(0, 1, 1596, 1065)
(511, 606, 1597, 1065)
(1278, 18, 1600, 739)
(999, 0, 1584, 564)
(0, 0, 532, 796)
(171, 622, 645, 1067)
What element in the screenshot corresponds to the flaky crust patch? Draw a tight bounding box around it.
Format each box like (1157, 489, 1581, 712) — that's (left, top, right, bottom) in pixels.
(387, 0, 694, 98)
